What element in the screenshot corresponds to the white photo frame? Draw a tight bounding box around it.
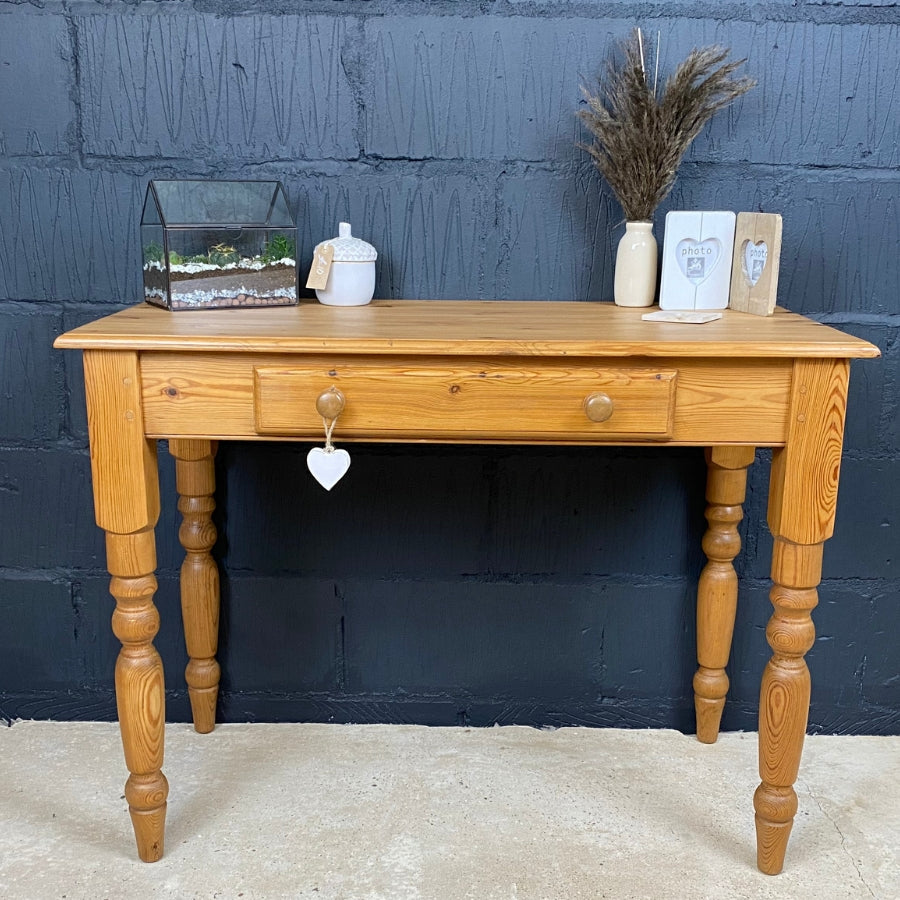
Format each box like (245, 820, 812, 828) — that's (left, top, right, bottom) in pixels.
(659, 211, 736, 310)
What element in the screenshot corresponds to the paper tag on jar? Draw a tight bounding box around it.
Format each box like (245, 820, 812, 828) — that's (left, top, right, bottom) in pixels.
(306, 243, 334, 290)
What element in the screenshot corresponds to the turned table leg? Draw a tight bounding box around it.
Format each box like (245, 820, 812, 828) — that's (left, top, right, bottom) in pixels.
(754, 358, 850, 874)
(84, 350, 167, 861)
(754, 538, 821, 874)
(108, 528, 168, 862)
(169, 439, 221, 734)
(693, 446, 756, 744)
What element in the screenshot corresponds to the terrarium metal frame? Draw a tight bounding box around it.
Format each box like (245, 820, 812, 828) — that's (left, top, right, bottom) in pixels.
(141, 179, 299, 311)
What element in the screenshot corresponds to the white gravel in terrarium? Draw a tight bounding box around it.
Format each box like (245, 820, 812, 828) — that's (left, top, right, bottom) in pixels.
(142, 244, 298, 310)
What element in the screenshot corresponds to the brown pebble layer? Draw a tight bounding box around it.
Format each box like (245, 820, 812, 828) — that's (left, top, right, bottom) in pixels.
(169, 292, 296, 310)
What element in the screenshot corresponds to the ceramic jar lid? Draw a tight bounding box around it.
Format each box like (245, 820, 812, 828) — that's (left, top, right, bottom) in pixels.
(315, 222, 377, 262)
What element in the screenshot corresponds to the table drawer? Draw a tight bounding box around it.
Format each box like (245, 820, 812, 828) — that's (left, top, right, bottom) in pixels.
(253, 362, 677, 441)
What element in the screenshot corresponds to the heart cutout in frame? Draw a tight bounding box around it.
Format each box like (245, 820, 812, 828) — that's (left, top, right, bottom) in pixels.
(675, 238, 722, 285)
(742, 239, 768, 287)
(307, 447, 351, 491)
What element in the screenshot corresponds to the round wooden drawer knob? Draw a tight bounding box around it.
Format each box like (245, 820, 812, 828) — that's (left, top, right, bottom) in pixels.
(315, 386, 345, 420)
(584, 392, 614, 423)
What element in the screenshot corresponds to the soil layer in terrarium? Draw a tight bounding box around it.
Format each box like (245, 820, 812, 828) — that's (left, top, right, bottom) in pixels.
(144, 260, 298, 310)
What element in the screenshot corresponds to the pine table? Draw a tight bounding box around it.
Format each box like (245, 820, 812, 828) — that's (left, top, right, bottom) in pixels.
(56, 300, 879, 873)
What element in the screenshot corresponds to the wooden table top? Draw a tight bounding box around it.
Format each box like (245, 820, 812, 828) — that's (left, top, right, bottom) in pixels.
(55, 300, 881, 359)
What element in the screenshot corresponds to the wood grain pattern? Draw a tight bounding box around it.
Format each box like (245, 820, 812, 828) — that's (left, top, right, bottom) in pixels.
(57, 301, 878, 871)
(255, 363, 676, 440)
(82, 350, 160, 533)
(169, 439, 221, 735)
(107, 528, 168, 863)
(768, 358, 851, 544)
(729, 213, 783, 317)
(139, 353, 792, 445)
(84, 349, 167, 861)
(54, 302, 880, 359)
(755, 359, 851, 874)
(693, 446, 755, 744)
(754, 538, 821, 876)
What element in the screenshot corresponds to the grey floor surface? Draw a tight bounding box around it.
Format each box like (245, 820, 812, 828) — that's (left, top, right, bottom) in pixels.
(0, 722, 897, 900)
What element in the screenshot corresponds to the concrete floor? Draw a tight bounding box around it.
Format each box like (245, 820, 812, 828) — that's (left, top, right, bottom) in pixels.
(0, 723, 897, 900)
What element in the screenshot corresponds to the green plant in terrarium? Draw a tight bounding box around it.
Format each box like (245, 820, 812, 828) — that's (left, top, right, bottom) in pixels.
(144, 241, 164, 263)
(207, 243, 240, 266)
(260, 233, 296, 264)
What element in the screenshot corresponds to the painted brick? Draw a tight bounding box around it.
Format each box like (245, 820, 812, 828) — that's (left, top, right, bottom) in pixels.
(219, 444, 706, 579)
(726, 452, 771, 583)
(217, 576, 342, 693)
(806, 0, 899, 6)
(746, 457, 900, 582)
(824, 458, 900, 580)
(743, 456, 899, 582)
(59, 307, 109, 443)
(78, 573, 187, 691)
(219, 442, 494, 577)
(863, 590, 900, 709)
(6, 163, 895, 314)
(0, 448, 102, 569)
(729, 581, 900, 724)
(594, 581, 698, 703)
(722, 582, 770, 707)
(77, 14, 359, 160)
(664, 170, 900, 316)
(0, 446, 179, 572)
(838, 324, 891, 452)
(343, 578, 694, 702)
(811, 583, 893, 708)
(153, 445, 188, 574)
(674, 19, 900, 170)
(485, 447, 706, 577)
(0, 168, 142, 304)
(286, 172, 499, 300)
(0, 1, 896, 732)
(880, 329, 900, 451)
(742, 469, 775, 582)
(366, 17, 900, 168)
(0, 305, 64, 442)
(498, 168, 900, 310)
(0, 573, 183, 694)
(0, 15, 74, 156)
(365, 16, 596, 163)
(497, 168, 617, 301)
(0, 577, 83, 691)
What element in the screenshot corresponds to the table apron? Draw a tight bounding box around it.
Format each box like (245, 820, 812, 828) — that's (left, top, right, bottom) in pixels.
(139, 352, 793, 445)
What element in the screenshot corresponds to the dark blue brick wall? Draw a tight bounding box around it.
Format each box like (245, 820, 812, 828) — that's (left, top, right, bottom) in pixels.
(1, 0, 897, 733)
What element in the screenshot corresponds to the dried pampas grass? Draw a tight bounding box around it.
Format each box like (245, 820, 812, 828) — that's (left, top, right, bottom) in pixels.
(579, 29, 755, 222)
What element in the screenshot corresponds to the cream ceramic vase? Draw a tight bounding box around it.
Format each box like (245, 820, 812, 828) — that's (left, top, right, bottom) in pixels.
(613, 221, 657, 307)
(314, 222, 377, 307)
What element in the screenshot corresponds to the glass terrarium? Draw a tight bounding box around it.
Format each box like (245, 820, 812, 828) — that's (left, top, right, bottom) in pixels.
(141, 179, 298, 311)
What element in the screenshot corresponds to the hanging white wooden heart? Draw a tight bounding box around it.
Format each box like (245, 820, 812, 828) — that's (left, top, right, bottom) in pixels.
(742, 239, 768, 287)
(307, 447, 351, 491)
(675, 238, 722, 285)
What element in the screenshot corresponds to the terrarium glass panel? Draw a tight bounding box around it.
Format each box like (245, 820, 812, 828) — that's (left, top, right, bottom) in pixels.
(141, 179, 298, 311)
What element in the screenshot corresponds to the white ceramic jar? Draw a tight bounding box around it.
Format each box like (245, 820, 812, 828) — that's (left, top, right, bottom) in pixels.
(314, 223, 377, 306)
